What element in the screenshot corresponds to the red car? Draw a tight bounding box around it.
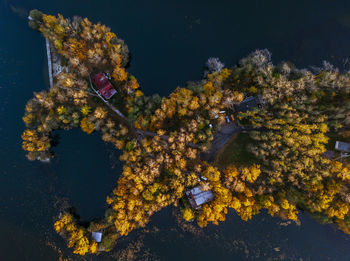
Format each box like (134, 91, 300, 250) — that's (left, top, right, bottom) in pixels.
(91, 73, 117, 100)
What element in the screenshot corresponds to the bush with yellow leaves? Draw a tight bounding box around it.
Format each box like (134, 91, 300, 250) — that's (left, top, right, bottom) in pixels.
(80, 117, 94, 134)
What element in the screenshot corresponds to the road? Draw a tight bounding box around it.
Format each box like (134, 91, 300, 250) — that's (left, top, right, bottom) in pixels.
(200, 122, 241, 163)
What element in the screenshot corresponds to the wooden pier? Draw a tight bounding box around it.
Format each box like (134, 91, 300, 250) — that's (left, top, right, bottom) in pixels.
(45, 38, 54, 89)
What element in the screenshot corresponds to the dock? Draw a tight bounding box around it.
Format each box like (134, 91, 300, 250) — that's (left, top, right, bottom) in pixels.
(45, 38, 54, 89)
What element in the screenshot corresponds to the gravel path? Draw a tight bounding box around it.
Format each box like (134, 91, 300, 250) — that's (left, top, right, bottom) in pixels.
(200, 122, 241, 162)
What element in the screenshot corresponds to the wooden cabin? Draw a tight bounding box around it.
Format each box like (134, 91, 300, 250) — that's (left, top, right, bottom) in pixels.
(186, 186, 214, 210)
(91, 73, 117, 100)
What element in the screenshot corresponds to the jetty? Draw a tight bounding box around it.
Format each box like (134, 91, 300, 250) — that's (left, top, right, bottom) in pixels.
(45, 38, 54, 89)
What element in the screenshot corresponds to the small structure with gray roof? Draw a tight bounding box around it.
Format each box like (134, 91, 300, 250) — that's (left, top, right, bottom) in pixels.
(186, 186, 214, 210)
(335, 141, 350, 153)
(92, 231, 103, 243)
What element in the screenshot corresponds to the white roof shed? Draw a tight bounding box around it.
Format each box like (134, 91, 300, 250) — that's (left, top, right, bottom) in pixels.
(92, 231, 103, 243)
(335, 141, 350, 152)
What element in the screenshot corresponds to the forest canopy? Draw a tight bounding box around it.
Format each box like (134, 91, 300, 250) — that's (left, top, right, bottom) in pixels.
(22, 9, 350, 255)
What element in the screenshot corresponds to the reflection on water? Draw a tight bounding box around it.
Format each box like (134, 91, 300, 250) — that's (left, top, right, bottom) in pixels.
(3, 0, 350, 260)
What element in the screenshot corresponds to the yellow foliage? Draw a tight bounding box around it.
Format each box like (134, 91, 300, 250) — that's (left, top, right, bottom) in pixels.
(112, 66, 128, 82)
(54, 24, 65, 36)
(267, 203, 280, 216)
(287, 204, 298, 221)
(42, 15, 57, 28)
(72, 236, 90, 255)
(134, 90, 144, 97)
(230, 197, 241, 210)
(80, 117, 94, 134)
(203, 165, 221, 182)
(203, 82, 215, 95)
(241, 165, 261, 183)
(128, 77, 140, 90)
(189, 97, 200, 110)
(223, 165, 240, 179)
(220, 68, 231, 79)
(248, 86, 258, 94)
(280, 199, 290, 210)
(81, 105, 91, 115)
(106, 32, 117, 45)
(56, 105, 66, 114)
(67, 38, 87, 60)
(22, 113, 35, 124)
(21, 129, 50, 152)
(106, 196, 114, 205)
(54, 220, 64, 233)
(178, 107, 188, 117)
(183, 208, 195, 221)
(54, 39, 63, 50)
(89, 241, 98, 254)
(336, 219, 350, 235)
(142, 189, 154, 201)
(114, 140, 125, 150)
(94, 107, 107, 119)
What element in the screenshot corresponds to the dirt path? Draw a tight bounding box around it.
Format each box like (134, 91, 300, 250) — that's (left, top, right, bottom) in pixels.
(200, 122, 241, 162)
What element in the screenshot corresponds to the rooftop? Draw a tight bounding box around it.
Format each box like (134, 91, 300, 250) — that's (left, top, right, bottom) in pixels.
(186, 186, 214, 209)
(99, 83, 117, 100)
(91, 231, 103, 243)
(237, 95, 263, 113)
(92, 73, 109, 89)
(335, 141, 350, 153)
(92, 73, 117, 100)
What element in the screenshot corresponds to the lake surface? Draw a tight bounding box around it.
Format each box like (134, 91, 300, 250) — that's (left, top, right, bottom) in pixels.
(2, 0, 350, 260)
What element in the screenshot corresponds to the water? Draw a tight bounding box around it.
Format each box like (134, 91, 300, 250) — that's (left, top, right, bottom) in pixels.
(2, 0, 350, 260)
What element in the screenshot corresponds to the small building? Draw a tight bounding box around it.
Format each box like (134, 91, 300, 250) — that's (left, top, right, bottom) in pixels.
(92, 73, 117, 100)
(237, 95, 263, 113)
(91, 231, 103, 243)
(186, 186, 214, 210)
(335, 141, 350, 153)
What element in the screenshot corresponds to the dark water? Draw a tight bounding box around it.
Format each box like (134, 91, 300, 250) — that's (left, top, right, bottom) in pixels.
(2, 0, 350, 260)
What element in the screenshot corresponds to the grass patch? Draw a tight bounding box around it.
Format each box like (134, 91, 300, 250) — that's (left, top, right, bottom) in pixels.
(325, 131, 344, 151)
(215, 132, 256, 168)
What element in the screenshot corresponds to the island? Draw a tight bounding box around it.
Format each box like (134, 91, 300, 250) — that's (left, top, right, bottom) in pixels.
(22, 10, 350, 255)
